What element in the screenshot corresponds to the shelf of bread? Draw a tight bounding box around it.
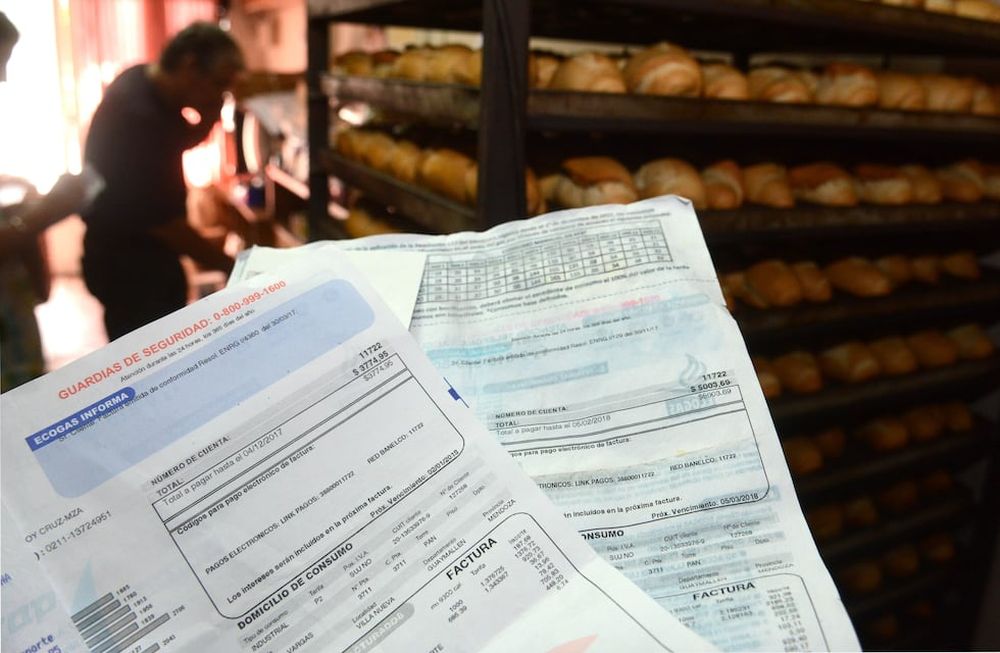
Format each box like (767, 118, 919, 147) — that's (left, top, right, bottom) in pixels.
(793, 424, 991, 498)
(321, 72, 1000, 139)
(309, 0, 1000, 55)
(320, 150, 477, 234)
(843, 563, 954, 617)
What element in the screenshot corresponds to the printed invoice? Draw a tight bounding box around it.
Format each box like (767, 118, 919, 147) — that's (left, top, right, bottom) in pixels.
(1, 256, 713, 652)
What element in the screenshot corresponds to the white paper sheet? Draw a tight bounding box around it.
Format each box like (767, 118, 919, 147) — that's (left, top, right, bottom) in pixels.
(332, 196, 861, 651)
(231, 245, 425, 328)
(1, 255, 713, 652)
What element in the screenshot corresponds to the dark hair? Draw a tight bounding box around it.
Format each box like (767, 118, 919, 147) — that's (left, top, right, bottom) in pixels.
(0, 11, 19, 50)
(159, 22, 242, 74)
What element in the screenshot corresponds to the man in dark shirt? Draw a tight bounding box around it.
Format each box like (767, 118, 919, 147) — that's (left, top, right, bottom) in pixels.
(83, 22, 244, 340)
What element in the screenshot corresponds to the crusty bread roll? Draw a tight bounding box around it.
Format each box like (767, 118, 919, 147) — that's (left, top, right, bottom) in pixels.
(943, 402, 974, 431)
(623, 42, 702, 96)
(815, 62, 879, 107)
(789, 162, 858, 206)
(772, 351, 824, 394)
(821, 341, 883, 383)
(926, 0, 957, 12)
(781, 436, 824, 476)
(744, 260, 804, 307)
(972, 82, 999, 115)
(334, 50, 373, 76)
(418, 148, 476, 204)
(343, 205, 400, 238)
(902, 405, 947, 442)
(744, 163, 795, 208)
(806, 504, 845, 541)
(874, 255, 913, 288)
(701, 160, 744, 210)
(391, 46, 434, 81)
(424, 44, 477, 84)
(940, 251, 981, 280)
(543, 157, 638, 208)
(792, 261, 833, 303)
(856, 416, 910, 452)
(921, 74, 976, 112)
(854, 164, 914, 205)
(921, 469, 954, 495)
(531, 51, 562, 89)
(549, 52, 626, 93)
(824, 257, 893, 297)
(371, 50, 400, 78)
(753, 356, 782, 398)
(906, 330, 960, 367)
(900, 165, 944, 204)
(865, 615, 899, 643)
(813, 427, 847, 459)
(956, 0, 1000, 21)
(910, 255, 941, 284)
(748, 66, 814, 104)
(839, 560, 883, 594)
(844, 496, 880, 529)
(948, 323, 996, 359)
(634, 158, 707, 207)
(334, 128, 363, 160)
(983, 164, 1000, 200)
(701, 62, 749, 100)
(724, 271, 769, 309)
(387, 139, 424, 184)
(882, 544, 921, 578)
(878, 481, 921, 514)
(936, 160, 986, 203)
(869, 336, 920, 376)
(877, 71, 927, 111)
(357, 132, 397, 173)
(920, 533, 956, 564)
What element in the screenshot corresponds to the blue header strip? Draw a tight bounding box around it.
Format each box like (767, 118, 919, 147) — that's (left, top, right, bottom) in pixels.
(26, 389, 136, 451)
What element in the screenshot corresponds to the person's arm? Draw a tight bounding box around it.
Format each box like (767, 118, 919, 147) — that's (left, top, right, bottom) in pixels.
(0, 174, 85, 259)
(151, 217, 234, 274)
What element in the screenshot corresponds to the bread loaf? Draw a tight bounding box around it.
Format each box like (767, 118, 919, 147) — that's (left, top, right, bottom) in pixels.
(843, 496, 880, 529)
(425, 44, 477, 84)
(869, 336, 919, 376)
(744, 260, 804, 307)
(549, 52, 626, 93)
(334, 51, 373, 76)
(343, 205, 400, 238)
(634, 158, 707, 207)
(854, 164, 913, 205)
(772, 351, 824, 394)
(748, 66, 814, 104)
(900, 164, 944, 204)
(948, 323, 996, 359)
(702, 160, 744, 210)
(856, 416, 910, 452)
(877, 71, 927, 111)
(624, 42, 701, 97)
(874, 255, 913, 288)
(983, 163, 1000, 200)
(877, 481, 921, 514)
(956, 0, 1000, 21)
(882, 544, 921, 578)
(925, 0, 957, 12)
(792, 261, 833, 302)
(821, 341, 883, 383)
(701, 62, 749, 100)
(358, 132, 397, 172)
(753, 356, 782, 398)
(418, 148, 476, 204)
(371, 50, 400, 78)
(920, 533, 956, 564)
(391, 46, 433, 81)
(531, 51, 562, 89)
(921, 469, 954, 496)
(788, 163, 858, 206)
(972, 82, 1000, 115)
(940, 251, 981, 280)
(921, 74, 976, 112)
(813, 427, 847, 459)
(906, 330, 959, 367)
(781, 436, 824, 476)
(865, 615, 899, 643)
(943, 402, 974, 431)
(543, 157, 638, 208)
(910, 255, 941, 284)
(387, 140, 424, 184)
(744, 163, 795, 207)
(806, 504, 845, 541)
(838, 561, 883, 594)
(936, 160, 986, 203)
(724, 272, 769, 309)
(902, 405, 946, 442)
(824, 257, 893, 297)
(814, 62, 879, 107)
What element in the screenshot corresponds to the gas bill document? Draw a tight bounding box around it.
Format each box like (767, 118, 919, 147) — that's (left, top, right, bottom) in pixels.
(292, 195, 857, 652)
(0, 259, 714, 652)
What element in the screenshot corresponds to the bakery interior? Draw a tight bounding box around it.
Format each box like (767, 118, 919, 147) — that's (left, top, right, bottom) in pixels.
(2, 0, 1000, 649)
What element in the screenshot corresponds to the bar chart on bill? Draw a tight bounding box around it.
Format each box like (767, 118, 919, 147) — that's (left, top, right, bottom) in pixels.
(71, 584, 179, 653)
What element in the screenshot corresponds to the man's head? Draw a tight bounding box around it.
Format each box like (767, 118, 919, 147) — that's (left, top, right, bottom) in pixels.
(159, 22, 244, 110)
(0, 11, 19, 83)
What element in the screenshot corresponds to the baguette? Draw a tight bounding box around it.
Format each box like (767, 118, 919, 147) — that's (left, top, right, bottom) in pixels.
(820, 341, 882, 383)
